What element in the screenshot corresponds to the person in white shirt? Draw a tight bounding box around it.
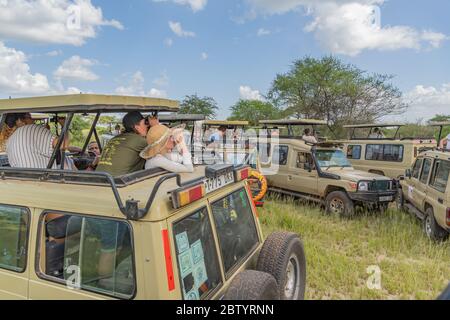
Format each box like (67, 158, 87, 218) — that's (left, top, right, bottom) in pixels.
(440, 133, 450, 150)
(302, 128, 318, 144)
(140, 124, 194, 173)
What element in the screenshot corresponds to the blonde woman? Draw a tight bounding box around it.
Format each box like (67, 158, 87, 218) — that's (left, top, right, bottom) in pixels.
(140, 124, 194, 173)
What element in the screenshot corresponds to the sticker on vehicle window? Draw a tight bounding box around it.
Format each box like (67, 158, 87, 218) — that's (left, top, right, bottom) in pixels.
(176, 231, 190, 254)
(193, 260, 208, 289)
(185, 289, 200, 300)
(191, 240, 204, 265)
(178, 250, 193, 278)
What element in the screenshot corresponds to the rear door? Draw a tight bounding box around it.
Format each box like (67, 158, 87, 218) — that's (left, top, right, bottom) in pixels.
(414, 157, 433, 211)
(0, 204, 30, 299)
(264, 144, 290, 190)
(403, 158, 423, 209)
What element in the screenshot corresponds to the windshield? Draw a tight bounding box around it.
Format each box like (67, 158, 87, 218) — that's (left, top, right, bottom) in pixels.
(315, 149, 352, 169)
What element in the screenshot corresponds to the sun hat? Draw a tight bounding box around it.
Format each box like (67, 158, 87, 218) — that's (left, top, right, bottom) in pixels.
(140, 123, 186, 159)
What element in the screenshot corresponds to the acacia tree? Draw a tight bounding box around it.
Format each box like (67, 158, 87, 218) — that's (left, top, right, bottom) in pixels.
(267, 56, 407, 127)
(179, 94, 219, 119)
(228, 100, 282, 126)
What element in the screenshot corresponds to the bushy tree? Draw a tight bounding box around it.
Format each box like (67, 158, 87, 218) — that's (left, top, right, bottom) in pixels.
(228, 100, 282, 126)
(179, 94, 219, 119)
(268, 56, 407, 128)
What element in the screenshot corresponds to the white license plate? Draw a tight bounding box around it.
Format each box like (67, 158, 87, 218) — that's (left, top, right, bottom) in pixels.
(379, 196, 393, 202)
(204, 171, 235, 194)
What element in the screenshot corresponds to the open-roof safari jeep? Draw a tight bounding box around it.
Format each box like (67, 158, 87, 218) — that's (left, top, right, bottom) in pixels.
(397, 123, 450, 241)
(342, 124, 437, 180)
(258, 119, 397, 218)
(0, 94, 306, 300)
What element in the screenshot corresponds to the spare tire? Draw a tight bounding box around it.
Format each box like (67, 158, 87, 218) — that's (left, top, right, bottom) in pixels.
(257, 232, 306, 300)
(223, 270, 278, 300)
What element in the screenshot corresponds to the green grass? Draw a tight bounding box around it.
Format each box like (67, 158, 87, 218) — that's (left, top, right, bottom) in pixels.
(259, 196, 450, 300)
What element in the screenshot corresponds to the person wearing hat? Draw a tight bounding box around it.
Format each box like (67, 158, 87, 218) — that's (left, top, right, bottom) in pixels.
(141, 124, 194, 173)
(96, 111, 149, 176)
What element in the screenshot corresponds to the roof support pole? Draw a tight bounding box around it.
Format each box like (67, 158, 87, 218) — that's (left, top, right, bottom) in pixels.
(93, 128, 103, 153)
(81, 112, 101, 154)
(47, 112, 74, 169)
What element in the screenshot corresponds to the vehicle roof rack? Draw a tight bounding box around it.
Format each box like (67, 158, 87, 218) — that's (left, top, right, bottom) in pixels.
(0, 167, 202, 220)
(158, 114, 205, 122)
(260, 119, 328, 126)
(203, 120, 249, 126)
(0, 94, 179, 113)
(343, 123, 405, 128)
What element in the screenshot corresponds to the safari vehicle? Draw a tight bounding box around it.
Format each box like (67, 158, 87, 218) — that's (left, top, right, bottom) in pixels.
(397, 122, 450, 241)
(259, 119, 397, 217)
(342, 124, 436, 179)
(0, 94, 306, 300)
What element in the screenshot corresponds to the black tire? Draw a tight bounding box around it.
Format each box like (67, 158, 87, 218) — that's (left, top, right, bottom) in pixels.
(256, 232, 306, 300)
(395, 189, 405, 212)
(325, 191, 355, 218)
(223, 270, 279, 300)
(423, 207, 449, 242)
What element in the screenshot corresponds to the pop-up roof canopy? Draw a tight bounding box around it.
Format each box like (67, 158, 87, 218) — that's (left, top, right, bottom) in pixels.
(203, 120, 249, 127)
(343, 123, 404, 129)
(429, 121, 450, 127)
(260, 119, 328, 126)
(0, 94, 179, 113)
(158, 114, 205, 122)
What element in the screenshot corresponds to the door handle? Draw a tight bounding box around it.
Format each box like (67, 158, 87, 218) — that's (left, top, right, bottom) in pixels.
(288, 175, 293, 181)
(438, 198, 444, 204)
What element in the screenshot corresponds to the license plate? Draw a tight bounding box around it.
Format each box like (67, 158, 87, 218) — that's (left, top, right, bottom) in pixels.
(379, 196, 393, 202)
(204, 171, 235, 194)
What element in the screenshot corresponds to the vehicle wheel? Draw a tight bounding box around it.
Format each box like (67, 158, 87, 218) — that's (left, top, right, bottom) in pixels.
(256, 232, 306, 300)
(325, 191, 355, 218)
(223, 270, 279, 300)
(395, 189, 405, 212)
(423, 207, 449, 242)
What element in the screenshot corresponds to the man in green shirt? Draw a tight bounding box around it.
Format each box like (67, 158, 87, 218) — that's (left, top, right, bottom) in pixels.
(97, 111, 149, 176)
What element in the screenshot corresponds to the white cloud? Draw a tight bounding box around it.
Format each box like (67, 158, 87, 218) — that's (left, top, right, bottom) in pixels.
(148, 88, 167, 98)
(153, 71, 170, 87)
(46, 50, 63, 57)
(164, 38, 174, 47)
(0, 41, 50, 95)
(201, 52, 208, 60)
(257, 28, 271, 36)
(239, 85, 263, 101)
(153, 0, 207, 12)
(116, 71, 167, 98)
(169, 21, 196, 38)
(400, 84, 450, 121)
(54, 55, 99, 81)
(0, 0, 123, 46)
(245, 0, 448, 56)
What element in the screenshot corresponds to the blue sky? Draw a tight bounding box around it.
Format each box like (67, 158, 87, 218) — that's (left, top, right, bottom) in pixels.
(0, 0, 449, 121)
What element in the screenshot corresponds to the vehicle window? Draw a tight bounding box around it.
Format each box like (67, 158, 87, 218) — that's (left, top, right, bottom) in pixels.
(173, 207, 222, 300)
(296, 152, 315, 170)
(315, 149, 351, 169)
(347, 145, 361, 159)
(412, 158, 423, 179)
(40, 213, 135, 299)
(419, 158, 433, 184)
(0, 205, 29, 272)
(272, 145, 289, 166)
(366, 145, 404, 162)
(211, 188, 259, 274)
(429, 160, 450, 193)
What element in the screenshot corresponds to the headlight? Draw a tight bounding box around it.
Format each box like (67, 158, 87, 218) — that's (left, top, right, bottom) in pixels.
(358, 181, 369, 192)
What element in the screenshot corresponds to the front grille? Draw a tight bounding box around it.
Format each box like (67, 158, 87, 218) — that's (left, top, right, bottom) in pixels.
(369, 180, 393, 192)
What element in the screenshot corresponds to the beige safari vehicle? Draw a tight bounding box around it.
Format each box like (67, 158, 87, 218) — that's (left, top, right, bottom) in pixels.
(397, 123, 450, 241)
(259, 119, 397, 217)
(0, 94, 306, 300)
(342, 124, 436, 179)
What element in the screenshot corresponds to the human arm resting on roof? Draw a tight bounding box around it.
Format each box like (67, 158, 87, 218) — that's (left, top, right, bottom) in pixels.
(145, 153, 194, 173)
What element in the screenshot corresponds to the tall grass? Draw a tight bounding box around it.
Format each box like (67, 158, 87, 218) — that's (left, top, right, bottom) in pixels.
(259, 196, 450, 300)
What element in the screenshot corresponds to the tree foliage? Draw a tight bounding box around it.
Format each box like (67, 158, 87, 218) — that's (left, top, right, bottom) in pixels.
(268, 56, 407, 127)
(228, 100, 282, 126)
(179, 94, 219, 119)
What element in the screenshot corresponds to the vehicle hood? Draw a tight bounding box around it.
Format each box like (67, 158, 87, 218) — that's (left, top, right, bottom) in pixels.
(326, 167, 391, 182)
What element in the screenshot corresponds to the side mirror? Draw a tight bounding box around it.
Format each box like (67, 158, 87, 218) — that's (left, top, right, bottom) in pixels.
(405, 169, 412, 179)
